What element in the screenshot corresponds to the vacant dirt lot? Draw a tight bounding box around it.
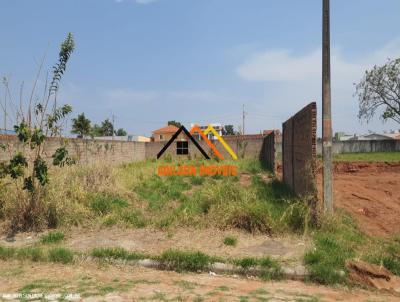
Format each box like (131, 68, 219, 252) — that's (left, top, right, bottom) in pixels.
(318, 162, 400, 236)
(0, 260, 397, 302)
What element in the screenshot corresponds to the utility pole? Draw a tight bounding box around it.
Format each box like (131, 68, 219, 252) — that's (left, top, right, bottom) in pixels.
(3, 86, 6, 132)
(322, 0, 333, 213)
(112, 113, 115, 140)
(242, 104, 246, 135)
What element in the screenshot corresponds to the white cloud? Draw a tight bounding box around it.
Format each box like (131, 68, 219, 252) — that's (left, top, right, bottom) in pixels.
(135, 0, 158, 4)
(115, 0, 159, 4)
(236, 39, 400, 133)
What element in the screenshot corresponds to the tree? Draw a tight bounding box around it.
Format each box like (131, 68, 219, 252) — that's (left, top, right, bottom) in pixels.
(355, 58, 400, 124)
(71, 113, 91, 138)
(222, 125, 235, 135)
(0, 33, 75, 231)
(168, 120, 182, 128)
(100, 119, 114, 136)
(91, 119, 114, 137)
(115, 128, 127, 136)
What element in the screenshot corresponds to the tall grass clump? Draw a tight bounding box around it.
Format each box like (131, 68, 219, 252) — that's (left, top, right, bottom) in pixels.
(48, 247, 74, 264)
(91, 247, 146, 261)
(159, 250, 212, 272)
(304, 214, 366, 284)
(40, 231, 65, 244)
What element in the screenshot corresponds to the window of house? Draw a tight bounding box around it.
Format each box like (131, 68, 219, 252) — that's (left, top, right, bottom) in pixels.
(160, 134, 164, 140)
(176, 141, 188, 155)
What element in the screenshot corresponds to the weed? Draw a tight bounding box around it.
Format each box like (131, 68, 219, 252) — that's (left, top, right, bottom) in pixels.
(48, 247, 74, 264)
(40, 231, 65, 244)
(19, 279, 65, 294)
(174, 280, 198, 290)
(189, 176, 205, 185)
(0, 246, 16, 260)
(159, 250, 212, 272)
(217, 285, 230, 291)
(234, 257, 258, 269)
(122, 211, 147, 228)
(90, 194, 128, 215)
(304, 214, 365, 284)
(90, 247, 146, 261)
(223, 236, 237, 247)
(16, 247, 45, 262)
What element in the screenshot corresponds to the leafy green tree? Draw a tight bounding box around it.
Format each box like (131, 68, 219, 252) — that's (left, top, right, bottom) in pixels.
(91, 124, 102, 137)
(115, 128, 127, 136)
(168, 120, 182, 128)
(355, 58, 400, 124)
(0, 33, 75, 231)
(71, 113, 91, 138)
(100, 119, 114, 136)
(90, 119, 114, 137)
(222, 125, 236, 135)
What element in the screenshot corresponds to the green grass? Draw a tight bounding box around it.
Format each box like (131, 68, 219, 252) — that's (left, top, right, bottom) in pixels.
(159, 249, 213, 272)
(223, 236, 237, 247)
(91, 247, 146, 261)
(332, 151, 400, 162)
(89, 194, 129, 215)
(40, 231, 65, 244)
(304, 214, 366, 284)
(48, 247, 74, 264)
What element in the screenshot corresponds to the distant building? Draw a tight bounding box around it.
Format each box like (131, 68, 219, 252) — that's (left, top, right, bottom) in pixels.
(190, 123, 223, 141)
(335, 131, 400, 141)
(0, 129, 16, 135)
(152, 125, 186, 142)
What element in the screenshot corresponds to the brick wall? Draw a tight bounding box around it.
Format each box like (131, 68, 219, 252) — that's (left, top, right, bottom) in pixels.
(145, 137, 265, 160)
(0, 135, 146, 164)
(0, 135, 268, 164)
(282, 102, 317, 197)
(259, 130, 279, 172)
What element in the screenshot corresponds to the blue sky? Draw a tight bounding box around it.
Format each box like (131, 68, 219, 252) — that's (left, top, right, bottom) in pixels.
(1, 0, 400, 136)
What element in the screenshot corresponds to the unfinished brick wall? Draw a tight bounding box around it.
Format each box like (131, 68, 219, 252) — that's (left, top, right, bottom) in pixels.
(259, 130, 279, 172)
(145, 137, 265, 160)
(282, 102, 317, 197)
(0, 135, 146, 164)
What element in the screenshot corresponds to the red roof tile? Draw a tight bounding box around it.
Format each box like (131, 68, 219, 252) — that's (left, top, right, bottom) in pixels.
(152, 125, 179, 134)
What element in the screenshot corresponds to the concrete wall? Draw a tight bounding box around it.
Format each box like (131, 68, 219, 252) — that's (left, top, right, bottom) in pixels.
(0, 135, 146, 164)
(282, 102, 317, 197)
(316, 140, 400, 154)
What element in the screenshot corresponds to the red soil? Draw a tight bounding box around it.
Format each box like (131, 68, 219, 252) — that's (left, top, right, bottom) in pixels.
(317, 162, 400, 236)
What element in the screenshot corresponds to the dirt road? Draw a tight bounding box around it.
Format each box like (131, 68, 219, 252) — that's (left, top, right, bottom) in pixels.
(0, 260, 397, 301)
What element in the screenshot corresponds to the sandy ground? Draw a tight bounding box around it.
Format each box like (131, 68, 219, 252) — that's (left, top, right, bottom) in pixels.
(0, 260, 397, 302)
(317, 162, 400, 236)
(0, 228, 309, 266)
